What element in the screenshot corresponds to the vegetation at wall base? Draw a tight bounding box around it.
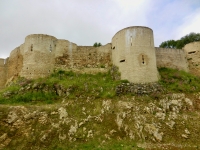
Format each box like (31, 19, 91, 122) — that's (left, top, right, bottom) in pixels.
(158, 67, 200, 93)
(1, 68, 200, 149)
(0, 70, 122, 104)
(1, 68, 200, 104)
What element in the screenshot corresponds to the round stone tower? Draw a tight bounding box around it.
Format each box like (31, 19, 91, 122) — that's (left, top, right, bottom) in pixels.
(111, 26, 159, 83)
(20, 34, 57, 79)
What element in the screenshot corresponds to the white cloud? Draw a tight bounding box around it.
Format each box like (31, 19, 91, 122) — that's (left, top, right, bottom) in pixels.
(0, 0, 200, 58)
(175, 8, 200, 39)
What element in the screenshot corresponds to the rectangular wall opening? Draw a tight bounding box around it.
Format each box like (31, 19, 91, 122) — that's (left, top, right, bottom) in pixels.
(188, 51, 196, 54)
(120, 59, 125, 63)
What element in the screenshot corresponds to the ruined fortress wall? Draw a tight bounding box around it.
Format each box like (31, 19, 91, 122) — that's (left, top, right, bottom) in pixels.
(183, 42, 200, 75)
(54, 39, 75, 58)
(55, 43, 112, 73)
(155, 48, 188, 71)
(0, 58, 6, 89)
(183, 41, 200, 53)
(6, 47, 23, 82)
(20, 34, 57, 79)
(96, 43, 112, 68)
(112, 26, 159, 83)
(54, 40, 77, 69)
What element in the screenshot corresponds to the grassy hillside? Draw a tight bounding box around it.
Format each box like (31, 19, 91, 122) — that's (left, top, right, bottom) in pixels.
(0, 68, 200, 149)
(1, 67, 200, 104)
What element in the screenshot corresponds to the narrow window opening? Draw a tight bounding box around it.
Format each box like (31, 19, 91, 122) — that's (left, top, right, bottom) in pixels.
(50, 45, 52, 52)
(112, 46, 115, 49)
(131, 36, 132, 46)
(142, 55, 145, 64)
(120, 59, 125, 63)
(31, 44, 33, 51)
(188, 51, 196, 54)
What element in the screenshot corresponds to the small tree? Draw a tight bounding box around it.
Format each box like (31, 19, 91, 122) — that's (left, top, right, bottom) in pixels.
(93, 42, 102, 47)
(97, 43, 102, 47)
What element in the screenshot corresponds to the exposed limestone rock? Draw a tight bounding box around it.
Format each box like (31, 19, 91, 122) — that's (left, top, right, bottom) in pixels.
(0, 93, 200, 149)
(7, 111, 18, 124)
(102, 100, 112, 110)
(87, 130, 93, 138)
(58, 107, 68, 120)
(166, 120, 175, 130)
(0, 133, 7, 143)
(155, 112, 166, 120)
(144, 124, 163, 142)
(38, 112, 48, 124)
(59, 133, 67, 141)
(185, 98, 193, 106)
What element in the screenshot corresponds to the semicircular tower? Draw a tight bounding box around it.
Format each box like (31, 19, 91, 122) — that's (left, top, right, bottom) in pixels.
(111, 26, 159, 83)
(20, 34, 57, 79)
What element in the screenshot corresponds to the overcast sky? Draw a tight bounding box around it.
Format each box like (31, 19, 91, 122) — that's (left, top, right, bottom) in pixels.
(1, 0, 200, 58)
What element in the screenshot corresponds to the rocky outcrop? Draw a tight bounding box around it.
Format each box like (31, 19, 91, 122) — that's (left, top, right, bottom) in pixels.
(0, 93, 200, 149)
(116, 82, 163, 95)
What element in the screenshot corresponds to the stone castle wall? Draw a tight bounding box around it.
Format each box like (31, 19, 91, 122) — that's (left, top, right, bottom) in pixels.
(0, 34, 112, 86)
(0, 58, 6, 89)
(6, 47, 23, 84)
(1, 26, 200, 89)
(155, 47, 188, 71)
(183, 41, 200, 75)
(55, 44, 112, 73)
(112, 26, 159, 83)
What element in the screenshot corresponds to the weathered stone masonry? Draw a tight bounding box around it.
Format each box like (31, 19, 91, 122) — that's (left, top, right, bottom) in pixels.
(0, 26, 195, 89)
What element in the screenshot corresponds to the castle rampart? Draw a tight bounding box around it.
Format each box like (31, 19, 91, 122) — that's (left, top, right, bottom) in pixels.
(6, 47, 23, 83)
(155, 47, 188, 71)
(1, 26, 199, 89)
(0, 58, 6, 89)
(183, 41, 200, 75)
(55, 44, 112, 73)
